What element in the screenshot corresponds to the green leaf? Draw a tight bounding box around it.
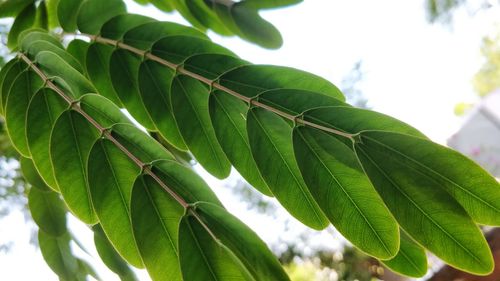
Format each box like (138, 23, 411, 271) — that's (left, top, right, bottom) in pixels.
(355, 133, 493, 275)
(242, 0, 302, 9)
(183, 53, 248, 80)
(7, 3, 36, 49)
(0, 0, 33, 18)
(29, 188, 67, 236)
(77, 259, 101, 281)
(218, 65, 344, 101)
(359, 131, 500, 226)
(20, 156, 50, 191)
(23, 40, 83, 73)
(138, 60, 186, 150)
(292, 126, 399, 259)
(51, 110, 99, 224)
(76, 0, 126, 35)
(88, 138, 143, 268)
(149, 0, 174, 12)
(26, 88, 67, 190)
(5, 70, 43, 156)
(19, 29, 63, 51)
(79, 93, 132, 126)
(195, 202, 290, 281)
(35, 51, 95, 98)
(257, 88, 347, 116)
(122, 21, 207, 50)
(185, 0, 232, 35)
(86, 43, 122, 106)
(1, 60, 26, 115)
(93, 225, 138, 281)
(33, 1, 48, 29)
(303, 106, 427, 139)
(382, 230, 427, 278)
(46, 0, 60, 28)
(109, 49, 156, 130)
(209, 90, 271, 195)
(57, 0, 85, 32)
(67, 39, 90, 73)
(247, 107, 328, 230)
(178, 215, 254, 281)
(100, 14, 154, 40)
(150, 35, 235, 64)
(38, 230, 79, 280)
(171, 75, 231, 179)
(130, 174, 184, 281)
(151, 160, 223, 206)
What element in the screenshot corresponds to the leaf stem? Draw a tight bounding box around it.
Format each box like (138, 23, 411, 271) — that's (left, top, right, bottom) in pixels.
(85, 34, 355, 140)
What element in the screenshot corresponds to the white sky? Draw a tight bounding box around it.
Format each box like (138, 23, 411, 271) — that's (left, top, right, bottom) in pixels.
(1, 1, 499, 280)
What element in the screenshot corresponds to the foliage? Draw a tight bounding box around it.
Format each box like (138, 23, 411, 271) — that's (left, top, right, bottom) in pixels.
(1, 0, 500, 280)
(473, 31, 500, 97)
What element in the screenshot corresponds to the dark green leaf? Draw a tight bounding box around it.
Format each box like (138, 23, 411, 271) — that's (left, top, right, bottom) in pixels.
(86, 43, 122, 105)
(382, 230, 427, 278)
(51, 110, 99, 224)
(243, 0, 302, 9)
(24, 40, 83, 72)
(1, 60, 26, 115)
(67, 39, 90, 74)
(247, 107, 328, 229)
(219, 65, 344, 100)
(209, 91, 271, 195)
(293, 126, 398, 259)
(178, 215, 253, 281)
(359, 131, 500, 226)
(171, 75, 231, 179)
(196, 202, 290, 280)
(130, 174, 183, 281)
(355, 135, 493, 275)
(183, 53, 248, 80)
(0, 0, 33, 18)
(138, 60, 186, 150)
(33, 1, 48, 29)
(19, 29, 63, 51)
(29, 188, 67, 236)
(79, 93, 132, 126)
(109, 49, 156, 130)
(57, 0, 85, 32)
(7, 3, 36, 49)
(88, 138, 143, 268)
(5, 70, 43, 156)
(100, 13, 154, 40)
(185, 0, 232, 35)
(76, 0, 126, 35)
(26, 88, 67, 190)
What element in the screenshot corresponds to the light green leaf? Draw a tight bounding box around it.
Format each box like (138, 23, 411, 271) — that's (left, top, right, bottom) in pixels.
(29, 188, 67, 236)
(178, 215, 253, 281)
(171, 75, 231, 179)
(93, 225, 138, 281)
(88, 138, 143, 268)
(19, 29, 63, 51)
(196, 202, 290, 280)
(218, 65, 344, 100)
(76, 0, 126, 35)
(359, 131, 500, 226)
(24, 40, 83, 72)
(33, 1, 48, 29)
(355, 134, 493, 275)
(7, 3, 36, 49)
(35, 51, 95, 98)
(185, 0, 232, 35)
(293, 126, 399, 259)
(79, 94, 132, 126)
(26, 88, 67, 190)
(382, 230, 427, 278)
(51, 110, 99, 224)
(5, 70, 43, 156)
(57, 0, 85, 32)
(130, 174, 184, 281)
(20, 156, 50, 191)
(209, 90, 271, 195)
(247, 107, 328, 230)
(38, 230, 79, 280)
(243, 0, 302, 9)
(138, 60, 186, 150)
(183, 53, 248, 80)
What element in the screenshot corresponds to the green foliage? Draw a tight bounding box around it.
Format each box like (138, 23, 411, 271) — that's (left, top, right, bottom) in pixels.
(473, 32, 500, 97)
(1, 0, 500, 279)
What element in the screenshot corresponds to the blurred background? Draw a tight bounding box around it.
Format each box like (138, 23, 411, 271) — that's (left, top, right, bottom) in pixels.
(1, 0, 500, 280)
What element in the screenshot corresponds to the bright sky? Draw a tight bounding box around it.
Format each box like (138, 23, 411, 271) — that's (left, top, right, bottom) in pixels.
(1, 1, 499, 280)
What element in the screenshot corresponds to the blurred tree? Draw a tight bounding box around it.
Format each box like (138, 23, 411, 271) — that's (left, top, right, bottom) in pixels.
(425, 0, 494, 24)
(473, 32, 500, 97)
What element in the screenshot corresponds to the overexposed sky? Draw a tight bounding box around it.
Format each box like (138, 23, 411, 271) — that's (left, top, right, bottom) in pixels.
(1, 1, 499, 280)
